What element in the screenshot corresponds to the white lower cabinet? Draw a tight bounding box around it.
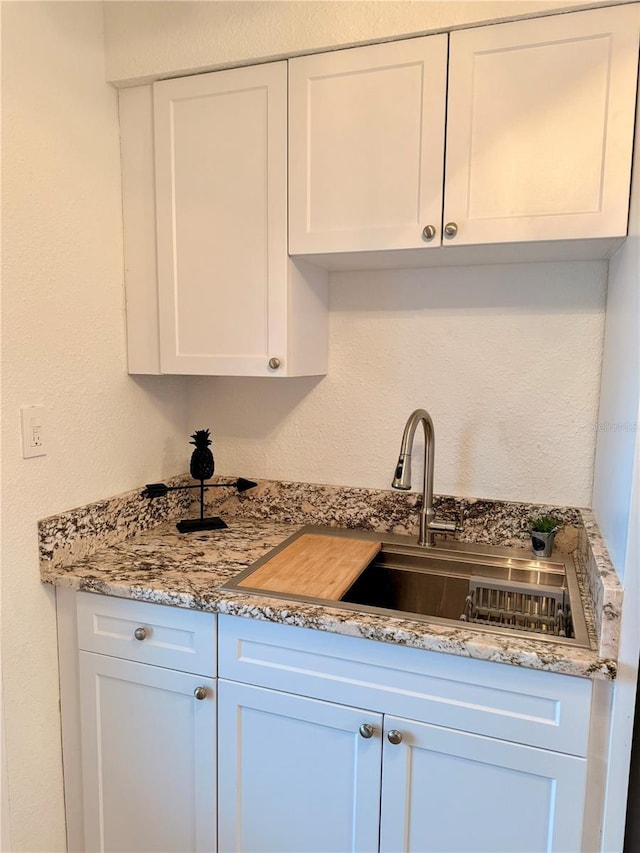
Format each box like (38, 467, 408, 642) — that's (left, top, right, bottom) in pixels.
(61, 595, 595, 853)
(379, 715, 586, 853)
(59, 592, 217, 853)
(217, 682, 586, 853)
(79, 652, 216, 853)
(218, 615, 592, 853)
(217, 680, 382, 852)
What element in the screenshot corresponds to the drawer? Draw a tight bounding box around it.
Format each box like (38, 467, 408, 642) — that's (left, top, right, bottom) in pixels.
(218, 615, 592, 756)
(77, 592, 215, 676)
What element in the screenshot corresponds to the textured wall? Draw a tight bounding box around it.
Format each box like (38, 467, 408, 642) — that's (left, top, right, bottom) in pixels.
(189, 261, 607, 507)
(103, 0, 604, 85)
(1, 4, 189, 849)
(591, 83, 640, 853)
(592, 90, 640, 581)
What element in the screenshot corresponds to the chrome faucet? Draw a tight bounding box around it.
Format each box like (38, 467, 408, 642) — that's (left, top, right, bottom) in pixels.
(392, 408, 456, 547)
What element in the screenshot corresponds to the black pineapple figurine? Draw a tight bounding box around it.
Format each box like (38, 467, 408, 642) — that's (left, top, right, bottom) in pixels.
(186, 428, 223, 529)
(141, 426, 256, 533)
(189, 429, 214, 481)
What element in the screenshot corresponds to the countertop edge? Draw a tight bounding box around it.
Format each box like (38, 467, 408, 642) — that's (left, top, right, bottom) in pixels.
(41, 563, 617, 681)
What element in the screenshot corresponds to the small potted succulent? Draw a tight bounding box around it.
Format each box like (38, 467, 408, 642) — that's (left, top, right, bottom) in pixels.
(530, 515, 561, 558)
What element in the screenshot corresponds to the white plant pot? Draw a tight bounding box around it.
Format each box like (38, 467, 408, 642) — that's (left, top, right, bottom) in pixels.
(530, 528, 558, 558)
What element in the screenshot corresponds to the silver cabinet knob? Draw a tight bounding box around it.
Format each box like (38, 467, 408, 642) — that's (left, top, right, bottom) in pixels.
(421, 225, 436, 241)
(268, 357, 281, 370)
(444, 222, 458, 238)
(194, 686, 207, 700)
(134, 627, 147, 641)
(359, 723, 374, 739)
(387, 730, 403, 745)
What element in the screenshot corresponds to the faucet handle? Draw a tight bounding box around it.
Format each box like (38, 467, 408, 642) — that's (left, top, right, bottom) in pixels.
(430, 507, 463, 537)
(429, 515, 462, 543)
(430, 520, 458, 534)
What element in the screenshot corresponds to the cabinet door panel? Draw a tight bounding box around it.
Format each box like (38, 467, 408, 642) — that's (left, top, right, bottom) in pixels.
(379, 716, 586, 853)
(154, 62, 287, 375)
(289, 36, 447, 253)
(218, 680, 382, 852)
(79, 652, 215, 853)
(445, 5, 639, 245)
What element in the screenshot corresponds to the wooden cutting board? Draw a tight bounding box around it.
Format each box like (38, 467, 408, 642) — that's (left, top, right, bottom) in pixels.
(238, 533, 381, 601)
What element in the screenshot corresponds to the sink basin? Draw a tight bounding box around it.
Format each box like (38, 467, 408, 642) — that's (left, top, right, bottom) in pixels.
(341, 541, 587, 643)
(223, 526, 590, 648)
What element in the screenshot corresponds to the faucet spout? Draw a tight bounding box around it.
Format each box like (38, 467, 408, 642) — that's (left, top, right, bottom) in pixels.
(392, 409, 436, 547)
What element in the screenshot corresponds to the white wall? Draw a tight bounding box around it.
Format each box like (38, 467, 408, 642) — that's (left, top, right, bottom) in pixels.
(1, 698, 11, 852)
(593, 95, 640, 578)
(103, 0, 607, 85)
(189, 261, 607, 507)
(592, 89, 640, 850)
(1, 3, 189, 849)
(603, 428, 640, 850)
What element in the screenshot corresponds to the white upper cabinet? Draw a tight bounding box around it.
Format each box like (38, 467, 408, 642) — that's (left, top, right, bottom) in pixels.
(155, 63, 285, 375)
(122, 6, 640, 371)
(288, 5, 639, 263)
(289, 36, 448, 253)
(154, 62, 327, 376)
(122, 62, 328, 376)
(444, 5, 640, 247)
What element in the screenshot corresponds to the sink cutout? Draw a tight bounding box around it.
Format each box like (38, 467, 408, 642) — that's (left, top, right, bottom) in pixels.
(222, 526, 591, 648)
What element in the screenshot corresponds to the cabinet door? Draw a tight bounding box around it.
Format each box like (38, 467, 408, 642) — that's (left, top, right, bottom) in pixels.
(289, 36, 448, 254)
(444, 5, 640, 246)
(79, 652, 215, 853)
(218, 680, 382, 852)
(154, 62, 288, 375)
(379, 715, 587, 853)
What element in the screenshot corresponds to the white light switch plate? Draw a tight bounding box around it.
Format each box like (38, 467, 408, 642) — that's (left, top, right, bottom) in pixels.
(20, 405, 46, 458)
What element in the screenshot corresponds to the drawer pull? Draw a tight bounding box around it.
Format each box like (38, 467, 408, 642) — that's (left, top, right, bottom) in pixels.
(387, 729, 403, 745)
(359, 723, 374, 739)
(134, 627, 147, 641)
(421, 224, 436, 241)
(194, 686, 207, 700)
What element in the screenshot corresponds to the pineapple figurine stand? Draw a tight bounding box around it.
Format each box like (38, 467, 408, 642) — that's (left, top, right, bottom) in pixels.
(142, 428, 257, 533)
(184, 429, 219, 532)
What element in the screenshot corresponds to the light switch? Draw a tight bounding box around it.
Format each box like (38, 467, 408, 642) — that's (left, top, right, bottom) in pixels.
(20, 405, 46, 458)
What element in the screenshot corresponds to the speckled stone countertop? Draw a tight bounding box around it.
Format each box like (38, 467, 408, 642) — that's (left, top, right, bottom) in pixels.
(39, 478, 622, 680)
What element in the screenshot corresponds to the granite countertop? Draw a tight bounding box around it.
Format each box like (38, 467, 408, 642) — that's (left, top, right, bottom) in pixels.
(40, 479, 621, 680)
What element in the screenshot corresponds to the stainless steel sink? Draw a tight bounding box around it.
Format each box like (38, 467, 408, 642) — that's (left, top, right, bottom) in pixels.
(223, 526, 591, 648)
